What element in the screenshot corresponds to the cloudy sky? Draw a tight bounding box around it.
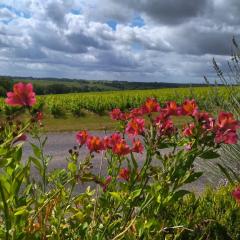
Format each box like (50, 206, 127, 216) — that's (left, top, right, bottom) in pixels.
(0, 0, 239, 83)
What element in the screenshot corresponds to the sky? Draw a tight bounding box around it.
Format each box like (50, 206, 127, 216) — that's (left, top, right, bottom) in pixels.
(0, 0, 239, 83)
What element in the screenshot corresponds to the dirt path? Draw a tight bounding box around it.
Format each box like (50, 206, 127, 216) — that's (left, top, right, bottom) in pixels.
(23, 131, 224, 193)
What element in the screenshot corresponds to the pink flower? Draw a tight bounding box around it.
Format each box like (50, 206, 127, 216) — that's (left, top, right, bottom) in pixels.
(182, 99, 198, 116)
(163, 101, 182, 116)
(119, 168, 130, 181)
(112, 139, 131, 156)
(132, 139, 144, 154)
(129, 108, 143, 118)
(215, 112, 240, 144)
(232, 187, 240, 203)
(110, 108, 126, 121)
(104, 133, 122, 149)
(125, 118, 145, 136)
(13, 134, 27, 144)
(195, 112, 215, 132)
(101, 176, 112, 192)
(5, 82, 36, 107)
(76, 130, 88, 145)
(37, 111, 43, 121)
(141, 98, 160, 114)
(86, 136, 105, 153)
(182, 123, 195, 137)
(155, 114, 175, 136)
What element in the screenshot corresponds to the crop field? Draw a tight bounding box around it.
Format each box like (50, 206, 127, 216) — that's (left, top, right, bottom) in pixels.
(1, 86, 234, 116)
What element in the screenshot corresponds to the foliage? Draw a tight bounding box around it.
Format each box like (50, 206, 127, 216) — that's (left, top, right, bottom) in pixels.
(0, 83, 239, 239)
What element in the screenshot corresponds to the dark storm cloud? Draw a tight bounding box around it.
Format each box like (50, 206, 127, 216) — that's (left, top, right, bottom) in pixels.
(112, 0, 209, 25)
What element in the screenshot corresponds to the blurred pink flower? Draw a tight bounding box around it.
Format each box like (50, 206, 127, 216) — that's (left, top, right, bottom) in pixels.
(5, 82, 36, 107)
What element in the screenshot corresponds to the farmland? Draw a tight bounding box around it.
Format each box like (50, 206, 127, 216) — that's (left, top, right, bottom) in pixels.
(0, 85, 239, 131)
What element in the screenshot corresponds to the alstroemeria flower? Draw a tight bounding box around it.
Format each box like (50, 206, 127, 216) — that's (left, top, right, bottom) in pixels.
(132, 139, 144, 154)
(195, 112, 215, 132)
(112, 139, 131, 156)
(5, 82, 36, 107)
(182, 99, 198, 116)
(110, 108, 126, 121)
(182, 123, 195, 137)
(104, 133, 122, 149)
(163, 101, 182, 116)
(215, 112, 240, 144)
(155, 114, 175, 136)
(232, 187, 240, 203)
(76, 130, 88, 145)
(86, 136, 105, 153)
(13, 134, 27, 144)
(141, 98, 160, 114)
(118, 168, 130, 181)
(101, 176, 112, 192)
(125, 118, 145, 136)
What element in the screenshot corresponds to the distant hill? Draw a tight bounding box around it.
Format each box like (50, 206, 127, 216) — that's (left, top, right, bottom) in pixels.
(0, 75, 210, 96)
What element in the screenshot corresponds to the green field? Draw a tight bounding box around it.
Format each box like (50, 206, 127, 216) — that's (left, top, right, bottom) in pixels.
(0, 86, 238, 131)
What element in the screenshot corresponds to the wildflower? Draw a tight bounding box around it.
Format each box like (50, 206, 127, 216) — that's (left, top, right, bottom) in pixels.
(104, 133, 122, 149)
(182, 99, 198, 116)
(215, 112, 240, 144)
(125, 118, 145, 136)
(86, 136, 105, 153)
(101, 176, 112, 192)
(112, 139, 131, 156)
(5, 82, 36, 107)
(132, 139, 144, 154)
(182, 123, 195, 137)
(110, 108, 126, 121)
(141, 98, 160, 114)
(195, 112, 215, 132)
(119, 168, 130, 181)
(129, 108, 143, 118)
(163, 101, 182, 116)
(155, 114, 175, 136)
(37, 111, 43, 122)
(232, 187, 240, 203)
(76, 130, 88, 145)
(13, 134, 27, 144)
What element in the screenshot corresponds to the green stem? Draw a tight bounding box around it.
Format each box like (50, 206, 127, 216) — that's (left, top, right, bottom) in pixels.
(0, 181, 10, 240)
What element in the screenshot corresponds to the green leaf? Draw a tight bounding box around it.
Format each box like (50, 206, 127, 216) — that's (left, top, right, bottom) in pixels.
(172, 190, 190, 201)
(200, 150, 220, 159)
(68, 162, 77, 174)
(29, 156, 43, 174)
(130, 189, 141, 200)
(183, 172, 203, 184)
(31, 143, 42, 159)
(109, 192, 122, 202)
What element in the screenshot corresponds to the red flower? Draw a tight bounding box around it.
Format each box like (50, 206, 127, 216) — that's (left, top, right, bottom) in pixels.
(217, 112, 239, 131)
(37, 111, 43, 121)
(155, 114, 175, 136)
(195, 112, 215, 132)
(13, 134, 27, 144)
(141, 98, 160, 114)
(182, 123, 195, 137)
(110, 108, 126, 121)
(112, 139, 131, 156)
(129, 108, 144, 118)
(101, 176, 112, 192)
(119, 168, 130, 181)
(76, 130, 88, 145)
(125, 118, 145, 136)
(104, 133, 122, 149)
(86, 136, 105, 153)
(215, 112, 240, 144)
(132, 139, 144, 154)
(5, 82, 36, 107)
(232, 187, 240, 203)
(182, 99, 198, 116)
(163, 101, 182, 116)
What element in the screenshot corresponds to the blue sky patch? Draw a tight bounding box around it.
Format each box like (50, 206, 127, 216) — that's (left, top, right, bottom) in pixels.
(131, 16, 145, 27)
(106, 19, 118, 31)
